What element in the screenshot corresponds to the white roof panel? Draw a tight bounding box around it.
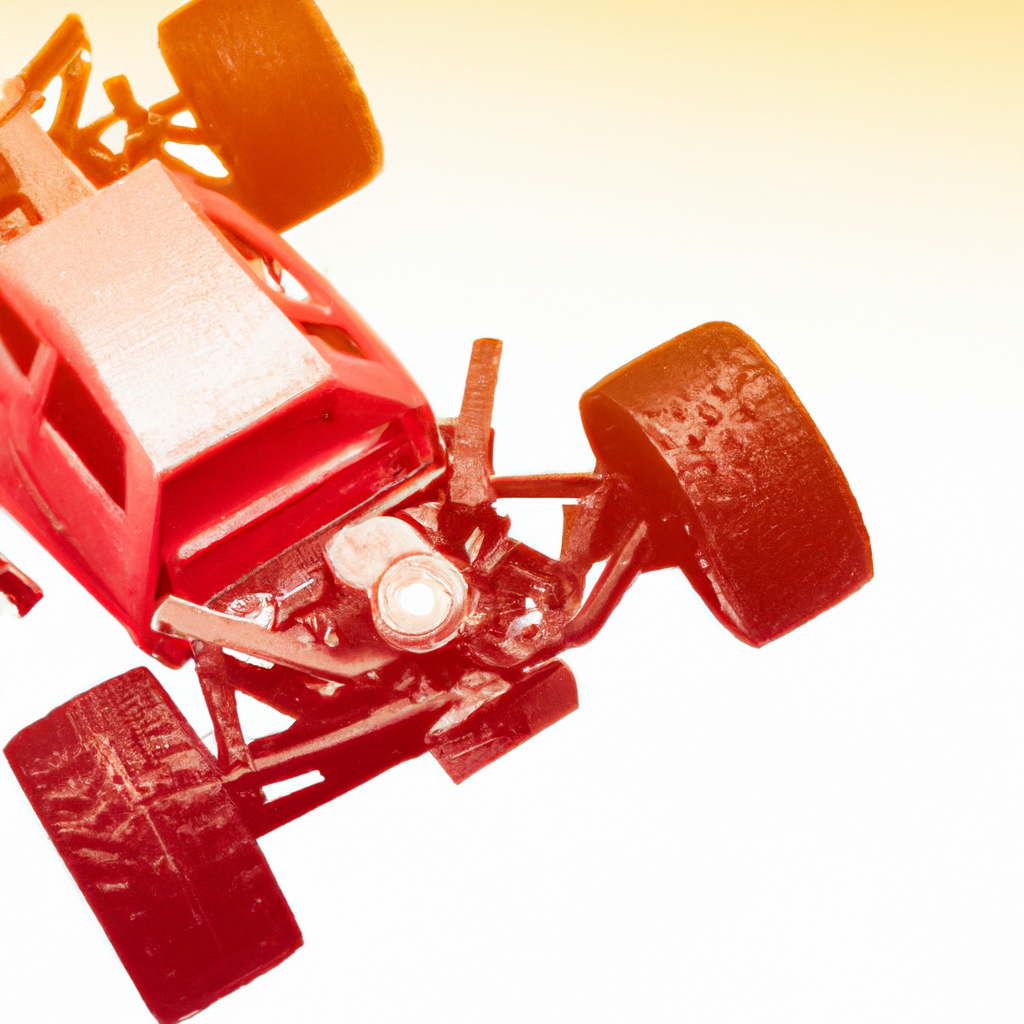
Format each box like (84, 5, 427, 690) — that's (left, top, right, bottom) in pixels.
(0, 161, 332, 473)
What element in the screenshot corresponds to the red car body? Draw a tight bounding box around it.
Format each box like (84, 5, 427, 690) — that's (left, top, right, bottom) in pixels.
(0, 156, 443, 664)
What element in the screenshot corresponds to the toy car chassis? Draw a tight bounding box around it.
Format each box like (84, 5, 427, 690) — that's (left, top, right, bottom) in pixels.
(0, 2, 872, 1021)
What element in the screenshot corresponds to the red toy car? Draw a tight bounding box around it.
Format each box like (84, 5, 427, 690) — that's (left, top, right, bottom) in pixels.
(0, 2, 872, 1021)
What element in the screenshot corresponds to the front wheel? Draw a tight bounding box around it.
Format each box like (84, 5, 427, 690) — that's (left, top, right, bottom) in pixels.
(580, 321, 872, 646)
(4, 667, 301, 1024)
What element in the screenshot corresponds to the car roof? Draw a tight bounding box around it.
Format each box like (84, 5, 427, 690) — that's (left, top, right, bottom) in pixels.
(0, 161, 333, 474)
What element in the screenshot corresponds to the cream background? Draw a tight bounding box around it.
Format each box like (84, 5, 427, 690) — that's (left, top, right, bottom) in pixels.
(1, 2, 1022, 1022)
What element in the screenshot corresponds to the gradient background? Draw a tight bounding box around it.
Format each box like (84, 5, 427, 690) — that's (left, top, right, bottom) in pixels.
(1, 2, 1022, 1022)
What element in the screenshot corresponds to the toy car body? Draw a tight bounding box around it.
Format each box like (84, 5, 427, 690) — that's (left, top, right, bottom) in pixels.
(0, 158, 443, 663)
(0, 2, 873, 1021)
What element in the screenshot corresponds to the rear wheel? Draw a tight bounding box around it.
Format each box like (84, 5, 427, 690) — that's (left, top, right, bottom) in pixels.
(158, 0, 383, 231)
(4, 667, 300, 1024)
(580, 321, 872, 646)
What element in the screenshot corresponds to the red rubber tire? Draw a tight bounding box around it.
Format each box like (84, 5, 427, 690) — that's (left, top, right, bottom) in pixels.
(4, 667, 301, 1024)
(580, 321, 872, 646)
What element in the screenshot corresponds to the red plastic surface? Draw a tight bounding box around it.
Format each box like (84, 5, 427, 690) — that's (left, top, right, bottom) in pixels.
(0, 551, 42, 615)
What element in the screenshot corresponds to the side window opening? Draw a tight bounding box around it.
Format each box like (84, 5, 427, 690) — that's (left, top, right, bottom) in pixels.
(301, 322, 362, 358)
(44, 359, 127, 510)
(214, 226, 363, 359)
(217, 225, 306, 300)
(0, 294, 40, 376)
(210, 217, 365, 360)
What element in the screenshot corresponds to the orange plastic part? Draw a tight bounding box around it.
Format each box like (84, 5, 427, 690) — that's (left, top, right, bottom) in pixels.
(158, 0, 384, 231)
(0, 106, 94, 240)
